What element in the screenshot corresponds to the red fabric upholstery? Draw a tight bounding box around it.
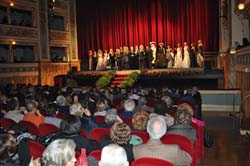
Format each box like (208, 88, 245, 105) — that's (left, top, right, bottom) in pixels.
(19, 120, 39, 136)
(131, 130, 149, 144)
(121, 117, 132, 126)
(0, 118, 16, 130)
(28, 140, 45, 159)
(38, 123, 59, 137)
(90, 128, 110, 142)
(192, 118, 205, 163)
(112, 99, 122, 108)
(88, 150, 102, 161)
(94, 116, 105, 123)
(132, 157, 174, 166)
(56, 112, 65, 119)
(161, 134, 195, 166)
(80, 129, 88, 138)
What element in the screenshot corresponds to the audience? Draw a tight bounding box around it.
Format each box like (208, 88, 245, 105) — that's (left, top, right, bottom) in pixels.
(133, 115, 192, 166)
(168, 107, 196, 143)
(0, 84, 205, 166)
(132, 111, 149, 131)
(0, 134, 19, 166)
(41, 139, 76, 166)
(56, 115, 100, 154)
(99, 144, 128, 166)
(4, 97, 24, 123)
(100, 122, 134, 162)
(23, 101, 44, 128)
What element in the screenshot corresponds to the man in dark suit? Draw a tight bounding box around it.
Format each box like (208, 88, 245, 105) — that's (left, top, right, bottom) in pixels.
(133, 116, 192, 166)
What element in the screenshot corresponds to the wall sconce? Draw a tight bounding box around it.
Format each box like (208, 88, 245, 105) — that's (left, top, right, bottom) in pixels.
(230, 48, 236, 54)
(238, 2, 245, 10)
(11, 41, 16, 45)
(9, 2, 14, 7)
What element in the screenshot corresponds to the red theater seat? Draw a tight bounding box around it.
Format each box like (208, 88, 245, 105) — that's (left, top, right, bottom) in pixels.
(132, 157, 174, 166)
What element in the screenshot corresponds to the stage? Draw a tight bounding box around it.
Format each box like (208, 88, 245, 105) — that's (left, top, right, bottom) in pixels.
(55, 68, 224, 89)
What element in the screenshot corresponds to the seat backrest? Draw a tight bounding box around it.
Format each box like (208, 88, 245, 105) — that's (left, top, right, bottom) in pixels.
(19, 120, 39, 136)
(131, 130, 149, 144)
(121, 117, 132, 126)
(94, 116, 105, 123)
(0, 118, 16, 130)
(28, 140, 45, 159)
(38, 123, 59, 137)
(88, 150, 102, 161)
(161, 134, 193, 158)
(132, 157, 174, 166)
(90, 128, 110, 142)
(80, 129, 88, 138)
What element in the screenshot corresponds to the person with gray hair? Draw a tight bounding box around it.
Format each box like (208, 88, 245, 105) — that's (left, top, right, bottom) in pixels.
(41, 139, 76, 166)
(133, 115, 192, 166)
(23, 101, 44, 128)
(99, 144, 128, 166)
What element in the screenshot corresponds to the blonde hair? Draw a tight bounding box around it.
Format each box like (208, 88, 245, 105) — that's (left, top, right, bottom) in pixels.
(132, 111, 149, 131)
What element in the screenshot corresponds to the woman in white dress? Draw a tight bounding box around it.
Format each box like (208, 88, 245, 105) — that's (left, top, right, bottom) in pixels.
(182, 42, 191, 68)
(96, 49, 103, 70)
(174, 43, 183, 68)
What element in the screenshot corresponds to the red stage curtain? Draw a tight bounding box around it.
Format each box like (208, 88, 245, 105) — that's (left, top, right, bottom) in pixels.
(76, 0, 219, 59)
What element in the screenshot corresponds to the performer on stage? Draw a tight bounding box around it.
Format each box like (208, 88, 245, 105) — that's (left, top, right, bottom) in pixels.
(182, 42, 190, 68)
(122, 46, 129, 70)
(138, 44, 145, 70)
(190, 43, 197, 67)
(128, 46, 136, 69)
(92, 51, 97, 71)
(134, 45, 139, 69)
(115, 48, 122, 70)
(174, 43, 183, 68)
(103, 50, 108, 70)
(197, 40, 204, 67)
(96, 49, 104, 70)
(145, 45, 153, 69)
(166, 45, 174, 68)
(156, 43, 167, 68)
(150, 41, 157, 68)
(88, 50, 93, 71)
(109, 48, 116, 70)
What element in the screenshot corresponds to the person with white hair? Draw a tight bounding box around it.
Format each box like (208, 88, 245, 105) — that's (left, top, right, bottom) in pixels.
(133, 116, 192, 166)
(99, 144, 128, 166)
(41, 139, 76, 166)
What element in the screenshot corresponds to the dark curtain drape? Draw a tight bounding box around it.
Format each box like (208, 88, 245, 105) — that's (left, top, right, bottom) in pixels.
(76, 0, 219, 59)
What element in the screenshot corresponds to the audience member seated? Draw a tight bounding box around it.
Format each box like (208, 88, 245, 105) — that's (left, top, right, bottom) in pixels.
(56, 115, 100, 154)
(100, 122, 134, 162)
(99, 144, 129, 166)
(0, 134, 19, 166)
(99, 108, 123, 128)
(43, 103, 62, 128)
(132, 111, 149, 131)
(23, 101, 44, 128)
(134, 97, 154, 113)
(133, 116, 192, 166)
(4, 98, 24, 123)
(40, 139, 76, 166)
(119, 99, 136, 118)
(94, 97, 110, 117)
(167, 106, 196, 144)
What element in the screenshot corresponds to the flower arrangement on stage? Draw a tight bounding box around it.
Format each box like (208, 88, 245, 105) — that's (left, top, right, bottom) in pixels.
(95, 70, 115, 88)
(120, 71, 139, 88)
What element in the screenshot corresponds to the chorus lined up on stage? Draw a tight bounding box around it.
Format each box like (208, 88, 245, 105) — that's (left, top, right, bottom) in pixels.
(88, 40, 204, 71)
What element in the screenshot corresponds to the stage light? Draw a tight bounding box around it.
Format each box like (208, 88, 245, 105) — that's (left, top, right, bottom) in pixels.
(238, 3, 245, 10)
(9, 2, 14, 7)
(11, 41, 16, 45)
